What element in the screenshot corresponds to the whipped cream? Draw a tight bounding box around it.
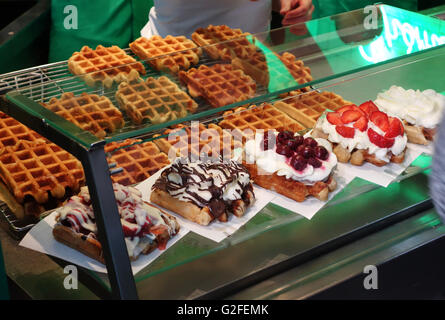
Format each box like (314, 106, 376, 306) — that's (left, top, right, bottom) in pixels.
(374, 86, 445, 128)
(245, 132, 337, 183)
(316, 115, 407, 162)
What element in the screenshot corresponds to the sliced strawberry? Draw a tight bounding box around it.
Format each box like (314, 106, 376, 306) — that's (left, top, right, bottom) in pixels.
(353, 116, 368, 132)
(336, 125, 355, 138)
(370, 111, 389, 132)
(359, 101, 379, 116)
(384, 117, 404, 138)
(336, 104, 356, 114)
(326, 112, 343, 125)
(341, 110, 362, 124)
(368, 128, 394, 148)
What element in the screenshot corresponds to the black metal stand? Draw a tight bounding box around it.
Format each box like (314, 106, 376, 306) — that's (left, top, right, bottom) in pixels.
(0, 95, 138, 299)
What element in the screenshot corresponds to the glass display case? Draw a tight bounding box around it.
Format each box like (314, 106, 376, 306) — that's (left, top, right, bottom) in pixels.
(0, 4, 444, 299)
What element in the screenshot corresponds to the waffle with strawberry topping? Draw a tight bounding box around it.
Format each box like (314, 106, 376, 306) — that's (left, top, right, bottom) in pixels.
(53, 183, 180, 263)
(312, 101, 407, 167)
(243, 130, 337, 202)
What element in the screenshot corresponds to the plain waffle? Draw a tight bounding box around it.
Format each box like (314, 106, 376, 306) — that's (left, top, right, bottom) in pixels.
(153, 123, 243, 160)
(178, 64, 256, 108)
(0, 112, 44, 148)
(115, 76, 198, 125)
(274, 90, 352, 128)
(232, 51, 313, 88)
(41, 92, 124, 138)
(105, 139, 170, 186)
(0, 140, 85, 204)
(218, 103, 306, 142)
(192, 25, 257, 61)
(68, 45, 146, 88)
(130, 35, 202, 73)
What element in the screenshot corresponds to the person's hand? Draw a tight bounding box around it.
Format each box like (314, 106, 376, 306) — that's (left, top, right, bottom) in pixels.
(280, 0, 314, 26)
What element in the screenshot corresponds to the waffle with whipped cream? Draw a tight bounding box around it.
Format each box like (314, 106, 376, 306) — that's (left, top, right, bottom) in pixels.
(150, 157, 255, 225)
(311, 101, 407, 167)
(68, 45, 146, 88)
(374, 86, 445, 145)
(243, 130, 337, 202)
(130, 35, 202, 73)
(53, 183, 180, 263)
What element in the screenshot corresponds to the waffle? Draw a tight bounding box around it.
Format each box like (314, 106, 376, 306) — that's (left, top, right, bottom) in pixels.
(218, 103, 306, 143)
(232, 51, 313, 88)
(0, 112, 44, 148)
(115, 76, 198, 125)
(41, 92, 124, 138)
(274, 90, 352, 128)
(105, 139, 170, 186)
(179, 64, 256, 108)
(0, 140, 85, 204)
(130, 35, 202, 73)
(153, 123, 243, 161)
(192, 25, 258, 61)
(68, 45, 146, 88)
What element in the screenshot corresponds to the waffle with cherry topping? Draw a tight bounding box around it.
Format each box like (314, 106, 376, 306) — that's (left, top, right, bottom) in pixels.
(191, 24, 257, 61)
(68, 45, 146, 88)
(130, 35, 202, 73)
(41, 92, 124, 138)
(178, 64, 256, 108)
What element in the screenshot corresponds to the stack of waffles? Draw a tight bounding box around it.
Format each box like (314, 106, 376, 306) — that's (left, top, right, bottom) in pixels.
(68, 45, 146, 88)
(115, 76, 198, 125)
(192, 25, 257, 61)
(105, 139, 171, 186)
(41, 92, 125, 138)
(179, 64, 256, 108)
(274, 90, 353, 128)
(130, 35, 202, 73)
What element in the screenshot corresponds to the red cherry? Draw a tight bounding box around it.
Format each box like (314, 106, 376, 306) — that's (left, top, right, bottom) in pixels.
(308, 157, 322, 168)
(314, 146, 329, 160)
(293, 135, 304, 147)
(302, 146, 314, 159)
(260, 131, 276, 151)
(296, 144, 306, 155)
(304, 137, 317, 147)
(276, 144, 293, 157)
(290, 155, 307, 171)
(277, 130, 294, 144)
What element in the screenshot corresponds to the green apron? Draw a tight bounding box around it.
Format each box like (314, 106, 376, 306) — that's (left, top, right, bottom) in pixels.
(49, 0, 141, 62)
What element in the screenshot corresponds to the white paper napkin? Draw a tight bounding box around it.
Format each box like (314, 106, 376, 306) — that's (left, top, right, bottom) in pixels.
(269, 165, 355, 220)
(136, 168, 276, 243)
(19, 212, 189, 274)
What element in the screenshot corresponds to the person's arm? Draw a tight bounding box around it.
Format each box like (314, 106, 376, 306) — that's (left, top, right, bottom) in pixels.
(274, 0, 314, 25)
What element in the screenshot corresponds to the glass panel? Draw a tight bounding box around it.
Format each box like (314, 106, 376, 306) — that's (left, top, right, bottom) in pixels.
(2, 5, 444, 148)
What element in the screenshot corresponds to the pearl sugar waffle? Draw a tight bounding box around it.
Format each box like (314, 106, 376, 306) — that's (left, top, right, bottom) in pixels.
(41, 92, 124, 139)
(130, 35, 202, 74)
(178, 64, 256, 109)
(153, 123, 243, 161)
(192, 24, 258, 61)
(274, 90, 353, 128)
(105, 139, 170, 186)
(0, 140, 85, 205)
(0, 112, 44, 148)
(68, 45, 146, 88)
(232, 51, 313, 89)
(218, 103, 306, 144)
(115, 76, 198, 125)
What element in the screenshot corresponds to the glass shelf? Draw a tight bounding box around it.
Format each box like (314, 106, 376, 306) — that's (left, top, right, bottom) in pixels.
(2, 4, 444, 148)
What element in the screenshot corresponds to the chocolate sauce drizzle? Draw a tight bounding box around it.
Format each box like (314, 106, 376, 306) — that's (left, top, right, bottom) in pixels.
(153, 158, 253, 218)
